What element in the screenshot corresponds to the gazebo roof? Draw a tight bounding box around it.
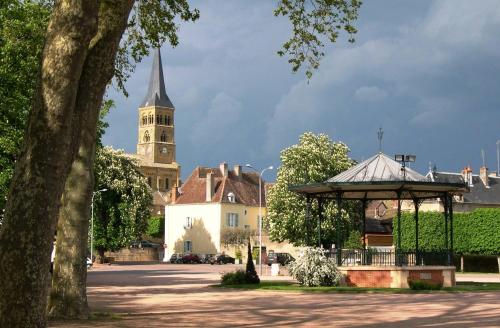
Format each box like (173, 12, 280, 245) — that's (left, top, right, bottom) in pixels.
(290, 152, 468, 200)
(329, 153, 426, 183)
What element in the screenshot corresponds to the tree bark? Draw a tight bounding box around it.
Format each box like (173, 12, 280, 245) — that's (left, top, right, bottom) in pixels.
(0, 1, 99, 327)
(47, 0, 135, 320)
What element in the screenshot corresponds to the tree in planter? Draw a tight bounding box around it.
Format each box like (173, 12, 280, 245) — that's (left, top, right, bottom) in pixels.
(245, 241, 260, 284)
(266, 132, 358, 247)
(91, 147, 152, 262)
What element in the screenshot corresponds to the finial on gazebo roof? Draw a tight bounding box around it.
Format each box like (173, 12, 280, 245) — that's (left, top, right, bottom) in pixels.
(377, 126, 384, 153)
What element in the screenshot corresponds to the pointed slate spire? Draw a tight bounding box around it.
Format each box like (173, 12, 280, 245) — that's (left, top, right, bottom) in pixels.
(141, 48, 174, 108)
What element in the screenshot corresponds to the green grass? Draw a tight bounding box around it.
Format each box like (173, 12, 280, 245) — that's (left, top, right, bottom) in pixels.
(216, 281, 500, 293)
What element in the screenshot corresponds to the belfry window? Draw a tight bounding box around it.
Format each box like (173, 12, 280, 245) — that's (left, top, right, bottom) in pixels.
(156, 114, 160, 124)
(160, 131, 167, 142)
(148, 113, 153, 124)
(142, 115, 147, 126)
(166, 115, 171, 126)
(143, 130, 150, 142)
(159, 115, 163, 125)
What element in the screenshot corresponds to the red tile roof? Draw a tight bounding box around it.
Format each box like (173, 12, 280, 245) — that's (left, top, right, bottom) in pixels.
(175, 165, 267, 206)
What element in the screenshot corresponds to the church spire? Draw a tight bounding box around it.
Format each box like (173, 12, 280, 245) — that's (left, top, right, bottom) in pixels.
(141, 48, 174, 108)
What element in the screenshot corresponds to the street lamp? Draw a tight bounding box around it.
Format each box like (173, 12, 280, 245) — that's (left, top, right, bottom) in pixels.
(394, 154, 416, 180)
(91, 188, 107, 263)
(245, 164, 273, 275)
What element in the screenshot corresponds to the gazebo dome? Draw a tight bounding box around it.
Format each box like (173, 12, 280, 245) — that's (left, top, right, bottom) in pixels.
(329, 153, 427, 183)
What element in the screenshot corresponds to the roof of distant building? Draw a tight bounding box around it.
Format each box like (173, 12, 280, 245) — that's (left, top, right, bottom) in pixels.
(428, 170, 500, 205)
(174, 164, 267, 206)
(141, 48, 174, 108)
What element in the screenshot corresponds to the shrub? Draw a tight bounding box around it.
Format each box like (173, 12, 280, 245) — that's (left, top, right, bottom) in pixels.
(408, 279, 442, 290)
(221, 270, 248, 285)
(146, 216, 164, 239)
(235, 248, 242, 260)
(288, 247, 342, 287)
(344, 230, 363, 249)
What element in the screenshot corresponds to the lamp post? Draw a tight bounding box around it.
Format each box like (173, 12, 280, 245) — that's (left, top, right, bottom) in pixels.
(91, 188, 107, 263)
(245, 164, 273, 275)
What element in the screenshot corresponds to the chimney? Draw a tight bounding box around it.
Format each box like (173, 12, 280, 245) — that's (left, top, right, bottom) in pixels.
(480, 166, 489, 188)
(234, 165, 242, 177)
(461, 166, 473, 187)
(220, 162, 228, 177)
(206, 172, 215, 202)
(171, 185, 179, 203)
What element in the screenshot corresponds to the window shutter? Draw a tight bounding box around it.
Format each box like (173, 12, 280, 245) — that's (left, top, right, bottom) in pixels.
(226, 213, 230, 226)
(235, 215, 239, 227)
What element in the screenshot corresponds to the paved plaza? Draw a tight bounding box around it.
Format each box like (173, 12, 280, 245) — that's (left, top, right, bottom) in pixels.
(49, 264, 500, 327)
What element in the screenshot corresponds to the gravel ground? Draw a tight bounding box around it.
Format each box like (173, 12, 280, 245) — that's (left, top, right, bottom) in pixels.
(49, 264, 500, 328)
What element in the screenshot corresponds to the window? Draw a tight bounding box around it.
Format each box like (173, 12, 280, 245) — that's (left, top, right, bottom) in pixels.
(159, 115, 163, 125)
(142, 115, 147, 126)
(166, 115, 171, 126)
(148, 113, 153, 124)
(183, 240, 192, 253)
(143, 130, 150, 142)
(226, 213, 239, 227)
(160, 131, 167, 142)
(147, 176, 152, 187)
(156, 114, 160, 124)
(185, 217, 193, 229)
(165, 178, 169, 190)
(227, 192, 235, 203)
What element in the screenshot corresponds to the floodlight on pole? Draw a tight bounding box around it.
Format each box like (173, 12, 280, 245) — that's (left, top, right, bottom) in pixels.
(395, 154, 416, 180)
(91, 188, 108, 264)
(245, 164, 273, 276)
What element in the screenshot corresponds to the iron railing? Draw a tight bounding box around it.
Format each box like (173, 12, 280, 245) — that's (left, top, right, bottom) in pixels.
(326, 249, 451, 266)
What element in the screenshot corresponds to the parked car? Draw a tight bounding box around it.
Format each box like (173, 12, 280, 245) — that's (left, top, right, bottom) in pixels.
(199, 254, 215, 264)
(209, 254, 235, 265)
(169, 253, 183, 263)
(181, 254, 202, 264)
(267, 252, 295, 266)
(130, 240, 161, 249)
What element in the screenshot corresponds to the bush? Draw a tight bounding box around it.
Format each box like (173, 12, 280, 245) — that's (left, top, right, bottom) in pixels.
(146, 216, 164, 239)
(288, 247, 342, 287)
(408, 279, 442, 290)
(344, 230, 363, 249)
(235, 248, 242, 260)
(221, 270, 248, 285)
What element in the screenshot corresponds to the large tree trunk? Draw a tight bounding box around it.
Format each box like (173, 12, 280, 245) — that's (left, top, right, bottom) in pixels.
(0, 1, 99, 327)
(47, 0, 135, 320)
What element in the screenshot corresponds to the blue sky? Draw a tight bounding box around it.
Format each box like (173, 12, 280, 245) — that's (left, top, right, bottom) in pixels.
(104, 0, 500, 181)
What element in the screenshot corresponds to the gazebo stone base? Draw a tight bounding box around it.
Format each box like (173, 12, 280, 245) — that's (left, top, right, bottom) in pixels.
(338, 266, 455, 288)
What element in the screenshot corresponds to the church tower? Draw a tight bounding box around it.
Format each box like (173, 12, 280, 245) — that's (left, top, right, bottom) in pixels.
(134, 48, 180, 214)
(137, 48, 176, 164)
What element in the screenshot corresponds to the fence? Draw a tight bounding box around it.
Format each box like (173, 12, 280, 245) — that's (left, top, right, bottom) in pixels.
(327, 249, 450, 266)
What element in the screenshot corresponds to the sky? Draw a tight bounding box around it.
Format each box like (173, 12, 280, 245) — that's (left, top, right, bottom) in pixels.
(103, 0, 500, 181)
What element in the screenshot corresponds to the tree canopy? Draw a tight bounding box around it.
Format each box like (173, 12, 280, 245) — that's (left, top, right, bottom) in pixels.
(92, 147, 152, 256)
(266, 132, 355, 246)
(0, 0, 50, 222)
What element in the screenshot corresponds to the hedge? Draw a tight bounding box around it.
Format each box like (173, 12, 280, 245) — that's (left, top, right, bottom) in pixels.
(393, 208, 500, 255)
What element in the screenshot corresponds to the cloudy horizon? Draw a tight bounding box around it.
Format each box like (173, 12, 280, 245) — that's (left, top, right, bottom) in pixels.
(104, 0, 500, 181)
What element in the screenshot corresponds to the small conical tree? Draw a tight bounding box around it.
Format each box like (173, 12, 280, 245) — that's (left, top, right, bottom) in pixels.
(245, 240, 260, 284)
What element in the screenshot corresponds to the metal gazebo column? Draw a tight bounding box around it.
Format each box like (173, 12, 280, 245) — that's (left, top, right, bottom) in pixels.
(336, 192, 343, 266)
(362, 198, 367, 251)
(443, 193, 450, 265)
(396, 191, 402, 266)
(318, 198, 324, 248)
(449, 193, 454, 265)
(306, 195, 312, 246)
(413, 198, 420, 265)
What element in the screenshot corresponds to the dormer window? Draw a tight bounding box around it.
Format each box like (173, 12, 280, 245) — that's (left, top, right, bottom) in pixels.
(227, 192, 235, 203)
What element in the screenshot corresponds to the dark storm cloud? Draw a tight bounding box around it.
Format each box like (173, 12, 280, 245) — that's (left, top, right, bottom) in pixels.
(103, 0, 500, 180)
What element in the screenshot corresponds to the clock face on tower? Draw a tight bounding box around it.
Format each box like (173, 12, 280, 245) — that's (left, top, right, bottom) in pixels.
(161, 146, 168, 154)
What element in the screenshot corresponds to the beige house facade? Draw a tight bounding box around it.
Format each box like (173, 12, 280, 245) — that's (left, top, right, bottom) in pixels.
(163, 163, 296, 261)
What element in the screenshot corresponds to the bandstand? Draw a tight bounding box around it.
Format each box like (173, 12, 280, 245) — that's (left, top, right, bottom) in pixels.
(290, 152, 468, 288)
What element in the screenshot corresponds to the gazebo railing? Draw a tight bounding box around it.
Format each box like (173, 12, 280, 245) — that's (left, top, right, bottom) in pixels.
(327, 249, 450, 266)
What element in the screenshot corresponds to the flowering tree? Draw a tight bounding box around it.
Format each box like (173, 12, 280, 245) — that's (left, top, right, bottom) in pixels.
(267, 132, 357, 247)
(288, 247, 341, 286)
(92, 147, 152, 261)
